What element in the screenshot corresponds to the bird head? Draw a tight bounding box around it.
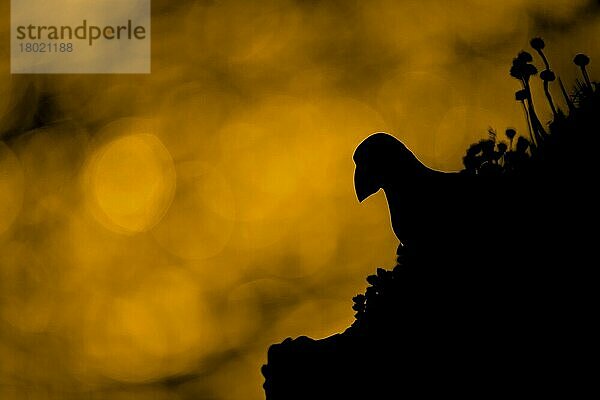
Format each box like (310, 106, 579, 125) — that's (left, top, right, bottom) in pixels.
(353, 133, 423, 202)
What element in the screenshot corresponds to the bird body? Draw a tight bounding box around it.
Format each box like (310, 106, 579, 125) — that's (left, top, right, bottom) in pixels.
(352, 132, 575, 273)
(354, 133, 467, 252)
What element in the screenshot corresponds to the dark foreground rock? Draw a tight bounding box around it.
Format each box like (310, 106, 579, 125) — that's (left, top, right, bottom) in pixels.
(263, 232, 597, 399)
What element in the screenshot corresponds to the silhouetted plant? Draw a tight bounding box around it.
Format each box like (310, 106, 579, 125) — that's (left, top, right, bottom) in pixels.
(530, 38, 549, 69)
(573, 79, 590, 107)
(462, 138, 510, 174)
(540, 70, 559, 118)
(574, 53, 592, 89)
(559, 77, 576, 113)
(505, 128, 516, 151)
(511, 51, 547, 144)
(530, 38, 560, 119)
(463, 142, 483, 173)
(465, 40, 598, 176)
(496, 142, 508, 168)
(517, 50, 533, 64)
(515, 89, 536, 146)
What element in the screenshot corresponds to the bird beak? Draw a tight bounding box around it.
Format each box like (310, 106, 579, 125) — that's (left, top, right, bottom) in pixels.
(354, 166, 380, 203)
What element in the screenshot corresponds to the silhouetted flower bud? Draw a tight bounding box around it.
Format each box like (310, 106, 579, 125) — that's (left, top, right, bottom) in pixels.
(517, 51, 534, 63)
(574, 53, 590, 67)
(540, 70, 556, 82)
(530, 37, 545, 51)
(515, 90, 527, 101)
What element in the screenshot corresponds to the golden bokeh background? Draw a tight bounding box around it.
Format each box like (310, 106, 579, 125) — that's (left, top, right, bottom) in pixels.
(1, 1, 599, 399)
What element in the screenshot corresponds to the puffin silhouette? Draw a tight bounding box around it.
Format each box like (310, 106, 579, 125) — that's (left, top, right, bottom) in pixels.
(353, 133, 465, 252)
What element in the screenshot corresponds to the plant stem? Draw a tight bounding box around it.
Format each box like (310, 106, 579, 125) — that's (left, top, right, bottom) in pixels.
(524, 79, 546, 143)
(536, 50, 550, 70)
(521, 101, 536, 147)
(559, 78, 576, 113)
(582, 67, 592, 89)
(544, 80, 558, 118)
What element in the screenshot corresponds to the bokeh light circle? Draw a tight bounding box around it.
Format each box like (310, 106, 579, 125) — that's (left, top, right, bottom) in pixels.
(84, 133, 176, 234)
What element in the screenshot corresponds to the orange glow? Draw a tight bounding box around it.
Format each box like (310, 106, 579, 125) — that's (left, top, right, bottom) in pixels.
(1, 1, 599, 399)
